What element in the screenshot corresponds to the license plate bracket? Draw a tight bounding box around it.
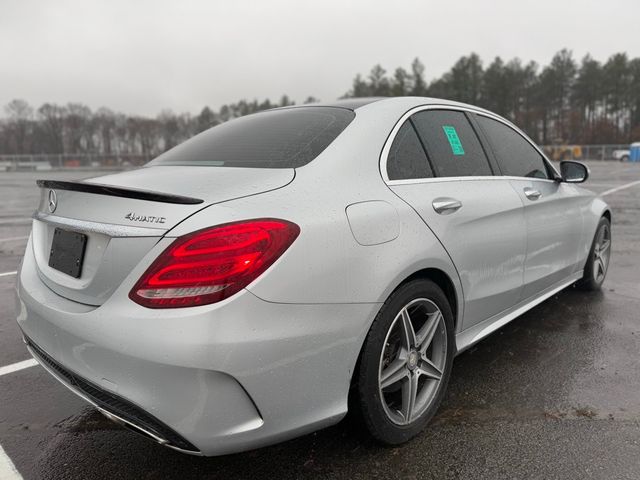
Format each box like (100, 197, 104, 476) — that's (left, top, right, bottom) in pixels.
(48, 228, 87, 278)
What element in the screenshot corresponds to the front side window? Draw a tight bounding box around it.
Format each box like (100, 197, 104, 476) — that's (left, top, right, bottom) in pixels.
(476, 115, 549, 179)
(411, 110, 492, 177)
(149, 107, 355, 168)
(386, 121, 433, 180)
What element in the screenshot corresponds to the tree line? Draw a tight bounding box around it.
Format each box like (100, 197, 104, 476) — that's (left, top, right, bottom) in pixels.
(347, 50, 640, 145)
(1, 49, 639, 158)
(0, 95, 305, 159)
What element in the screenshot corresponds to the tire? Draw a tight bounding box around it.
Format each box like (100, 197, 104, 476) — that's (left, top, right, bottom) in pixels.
(355, 279, 454, 445)
(621, 155, 629, 163)
(577, 217, 611, 291)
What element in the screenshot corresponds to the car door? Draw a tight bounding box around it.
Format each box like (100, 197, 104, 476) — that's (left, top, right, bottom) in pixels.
(474, 114, 584, 299)
(384, 108, 527, 330)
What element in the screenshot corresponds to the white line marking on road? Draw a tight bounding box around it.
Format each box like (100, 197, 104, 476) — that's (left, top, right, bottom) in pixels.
(0, 445, 22, 480)
(0, 272, 17, 278)
(0, 359, 38, 377)
(0, 236, 28, 243)
(600, 180, 640, 197)
(0, 443, 23, 480)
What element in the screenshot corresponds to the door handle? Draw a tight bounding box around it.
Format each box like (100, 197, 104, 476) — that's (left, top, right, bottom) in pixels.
(523, 187, 542, 200)
(432, 197, 462, 215)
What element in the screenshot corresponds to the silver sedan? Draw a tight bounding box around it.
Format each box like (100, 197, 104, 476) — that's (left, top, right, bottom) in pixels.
(16, 97, 611, 455)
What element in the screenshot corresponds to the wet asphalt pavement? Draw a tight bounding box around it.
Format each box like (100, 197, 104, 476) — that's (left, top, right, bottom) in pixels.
(0, 163, 639, 479)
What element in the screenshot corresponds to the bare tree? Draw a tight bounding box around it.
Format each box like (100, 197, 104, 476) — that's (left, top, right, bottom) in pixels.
(4, 99, 33, 153)
(37, 103, 66, 154)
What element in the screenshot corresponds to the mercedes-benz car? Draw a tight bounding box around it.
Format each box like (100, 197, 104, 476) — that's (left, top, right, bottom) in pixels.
(15, 97, 611, 456)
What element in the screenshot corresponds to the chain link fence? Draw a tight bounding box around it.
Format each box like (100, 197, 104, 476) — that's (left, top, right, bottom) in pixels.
(0, 153, 151, 171)
(540, 144, 631, 162)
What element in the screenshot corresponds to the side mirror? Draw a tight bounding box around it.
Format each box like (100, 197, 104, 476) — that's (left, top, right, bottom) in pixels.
(559, 161, 589, 183)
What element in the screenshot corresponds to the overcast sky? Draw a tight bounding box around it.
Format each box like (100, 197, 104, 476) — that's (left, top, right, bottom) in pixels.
(1, 0, 638, 117)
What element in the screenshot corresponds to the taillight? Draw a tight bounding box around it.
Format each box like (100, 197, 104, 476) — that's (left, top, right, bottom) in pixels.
(129, 219, 300, 308)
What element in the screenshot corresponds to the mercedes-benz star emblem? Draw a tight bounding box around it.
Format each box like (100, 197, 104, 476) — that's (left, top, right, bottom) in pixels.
(47, 189, 57, 213)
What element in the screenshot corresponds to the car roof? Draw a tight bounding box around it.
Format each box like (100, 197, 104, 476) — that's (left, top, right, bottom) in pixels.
(304, 97, 497, 115)
(271, 97, 504, 118)
(316, 98, 387, 109)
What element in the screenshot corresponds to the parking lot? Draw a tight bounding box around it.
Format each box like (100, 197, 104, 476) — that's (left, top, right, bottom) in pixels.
(0, 162, 639, 479)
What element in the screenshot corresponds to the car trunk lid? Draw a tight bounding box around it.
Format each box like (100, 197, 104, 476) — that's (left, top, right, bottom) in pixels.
(31, 166, 295, 306)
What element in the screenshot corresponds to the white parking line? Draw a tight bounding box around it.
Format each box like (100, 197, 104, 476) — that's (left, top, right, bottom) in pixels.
(0, 272, 17, 278)
(0, 443, 22, 480)
(600, 180, 640, 197)
(0, 359, 38, 377)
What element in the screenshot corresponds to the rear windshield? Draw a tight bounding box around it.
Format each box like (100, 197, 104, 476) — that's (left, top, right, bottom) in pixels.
(149, 107, 355, 168)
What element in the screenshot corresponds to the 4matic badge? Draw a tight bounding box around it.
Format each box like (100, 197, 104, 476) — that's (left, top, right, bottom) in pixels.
(124, 212, 166, 224)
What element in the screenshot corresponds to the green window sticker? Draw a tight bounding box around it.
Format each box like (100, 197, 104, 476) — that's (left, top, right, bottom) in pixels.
(442, 125, 465, 156)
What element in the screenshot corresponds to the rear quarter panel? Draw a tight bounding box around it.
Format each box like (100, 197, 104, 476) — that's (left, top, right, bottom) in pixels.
(166, 101, 464, 328)
(169, 172, 460, 309)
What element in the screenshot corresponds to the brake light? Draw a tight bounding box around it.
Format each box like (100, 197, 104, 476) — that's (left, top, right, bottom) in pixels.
(129, 219, 300, 308)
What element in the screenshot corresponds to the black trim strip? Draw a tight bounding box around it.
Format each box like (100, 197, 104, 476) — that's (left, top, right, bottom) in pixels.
(25, 336, 199, 452)
(36, 180, 204, 205)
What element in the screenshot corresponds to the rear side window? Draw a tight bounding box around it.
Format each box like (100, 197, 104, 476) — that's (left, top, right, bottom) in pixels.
(149, 107, 355, 168)
(476, 115, 549, 179)
(411, 110, 492, 177)
(386, 121, 433, 180)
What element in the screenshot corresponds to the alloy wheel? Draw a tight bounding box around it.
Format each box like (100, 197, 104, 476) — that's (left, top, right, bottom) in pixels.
(593, 223, 611, 283)
(378, 298, 447, 425)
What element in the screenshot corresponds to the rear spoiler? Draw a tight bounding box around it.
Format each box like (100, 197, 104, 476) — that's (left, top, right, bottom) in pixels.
(36, 180, 204, 205)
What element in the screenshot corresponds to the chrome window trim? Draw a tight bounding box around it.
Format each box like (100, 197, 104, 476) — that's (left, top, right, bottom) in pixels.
(380, 104, 560, 184)
(387, 175, 559, 187)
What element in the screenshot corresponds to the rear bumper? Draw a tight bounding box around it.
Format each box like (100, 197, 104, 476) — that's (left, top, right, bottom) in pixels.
(25, 336, 201, 454)
(16, 239, 380, 456)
